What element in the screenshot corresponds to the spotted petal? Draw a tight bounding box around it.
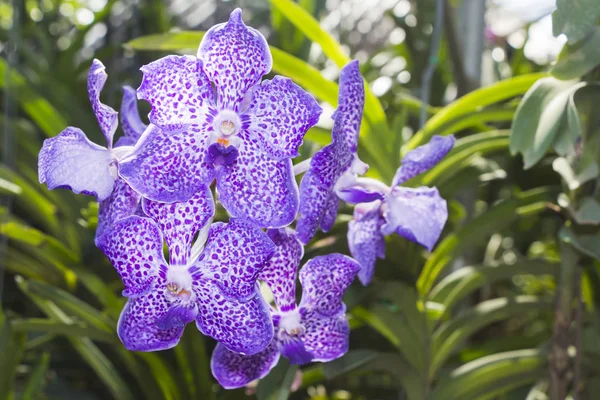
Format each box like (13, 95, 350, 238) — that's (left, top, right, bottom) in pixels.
(142, 187, 215, 266)
(198, 9, 272, 111)
(95, 178, 141, 242)
(88, 59, 118, 148)
(331, 60, 364, 152)
(348, 202, 385, 285)
(117, 284, 189, 352)
(38, 127, 115, 201)
(137, 55, 215, 130)
(119, 125, 215, 203)
(300, 309, 350, 362)
(381, 186, 448, 251)
(193, 219, 276, 300)
(96, 216, 167, 297)
(297, 141, 352, 243)
(261, 229, 304, 312)
(392, 135, 456, 186)
(247, 76, 322, 160)
(194, 282, 273, 355)
(216, 131, 299, 228)
(299, 254, 360, 317)
(211, 341, 280, 389)
(116, 86, 147, 147)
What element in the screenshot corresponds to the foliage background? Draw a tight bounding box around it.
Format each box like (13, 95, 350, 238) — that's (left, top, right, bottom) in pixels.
(1, 0, 600, 399)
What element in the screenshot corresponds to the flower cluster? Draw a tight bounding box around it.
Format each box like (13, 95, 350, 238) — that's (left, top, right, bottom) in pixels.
(38, 9, 454, 388)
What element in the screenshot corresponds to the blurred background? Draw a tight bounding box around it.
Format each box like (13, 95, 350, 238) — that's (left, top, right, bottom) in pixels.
(2, 0, 600, 399)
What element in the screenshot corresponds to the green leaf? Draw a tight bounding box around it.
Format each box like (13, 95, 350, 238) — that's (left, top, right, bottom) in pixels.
(552, 157, 598, 190)
(22, 352, 50, 400)
(175, 330, 214, 400)
(430, 349, 547, 400)
(0, 311, 26, 400)
(418, 187, 557, 296)
(510, 77, 581, 168)
(137, 353, 183, 400)
(430, 296, 553, 376)
(560, 225, 600, 261)
(552, 27, 600, 80)
(406, 73, 547, 151)
(566, 84, 600, 172)
(322, 350, 379, 379)
(574, 198, 600, 225)
(552, 0, 600, 44)
(256, 359, 298, 400)
(11, 318, 115, 342)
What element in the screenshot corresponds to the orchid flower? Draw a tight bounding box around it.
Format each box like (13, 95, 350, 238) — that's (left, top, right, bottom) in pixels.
(211, 229, 359, 389)
(348, 135, 456, 285)
(118, 9, 322, 228)
(296, 60, 381, 244)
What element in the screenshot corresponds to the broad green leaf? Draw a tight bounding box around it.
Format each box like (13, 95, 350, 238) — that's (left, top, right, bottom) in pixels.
(406, 73, 547, 151)
(430, 296, 552, 376)
(574, 198, 600, 225)
(418, 187, 557, 296)
(560, 225, 600, 261)
(11, 318, 114, 342)
(138, 353, 182, 400)
(552, 0, 600, 44)
(256, 359, 298, 400)
(322, 350, 379, 379)
(175, 330, 214, 400)
(566, 84, 600, 172)
(0, 310, 26, 400)
(552, 27, 600, 80)
(21, 352, 50, 400)
(0, 58, 67, 137)
(552, 157, 599, 190)
(430, 349, 546, 400)
(429, 260, 560, 309)
(510, 77, 581, 168)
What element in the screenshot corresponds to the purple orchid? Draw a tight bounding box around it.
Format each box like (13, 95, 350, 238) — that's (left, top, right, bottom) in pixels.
(210, 229, 360, 389)
(296, 60, 381, 244)
(97, 206, 276, 354)
(348, 135, 456, 285)
(118, 9, 322, 229)
(38, 59, 134, 201)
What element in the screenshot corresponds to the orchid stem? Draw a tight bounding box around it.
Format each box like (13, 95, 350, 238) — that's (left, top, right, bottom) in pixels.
(293, 158, 312, 176)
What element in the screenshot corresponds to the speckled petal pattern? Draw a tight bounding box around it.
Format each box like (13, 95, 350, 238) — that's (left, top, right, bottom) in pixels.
(96, 216, 167, 297)
(137, 55, 215, 130)
(381, 186, 448, 251)
(119, 125, 215, 203)
(88, 59, 118, 148)
(392, 135, 456, 186)
(198, 9, 272, 111)
(299, 254, 360, 317)
(331, 60, 364, 152)
(143, 187, 215, 266)
(260, 229, 304, 312)
(299, 309, 350, 362)
(38, 127, 115, 201)
(194, 282, 273, 355)
(116, 86, 147, 147)
(211, 341, 280, 389)
(194, 219, 276, 300)
(117, 284, 186, 351)
(96, 178, 141, 242)
(247, 76, 322, 160)
(216, 131, 298, 229)
(347, 203, 385, 285)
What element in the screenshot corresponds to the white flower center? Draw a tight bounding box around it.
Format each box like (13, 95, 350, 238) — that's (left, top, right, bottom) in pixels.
(279, 310, 304, 336)
(165, 267, 194, 302)
(213, 110, 241, 139)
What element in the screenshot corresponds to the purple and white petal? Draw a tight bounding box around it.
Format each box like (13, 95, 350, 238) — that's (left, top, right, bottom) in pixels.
(117, 284, 187, 352)
(319, 193, 340, 233)
(348, 202, 385, 286)
(116, 86, 147, 147)
(246, 76, 322, 160)
(88, 59, 118, 148)
(142, 187, 214, 266)
(381, 186, 448, 251)
(38, 127, 115, 201)
(297, 141, 353, 244)
(298, 254, 360, 317)
(119, 125, 215, 203)
(331, 60, 364, 152)
(96, 178, 141, 242)
(278, 333, 313, 365)
(198, 9, 272, 111)
(300, 310, 350, 362)
(137, 55, 215, 130)
(194, 219, 276, 300)
(96, 216, 167, 297)
(392, 135, 456, 186)
(211, 341, 280, 389)
(216, 132, 299, 229)
(194, 282, 273, 355)
(261, 229, 304, 312)
(336, 186, 385, 204)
